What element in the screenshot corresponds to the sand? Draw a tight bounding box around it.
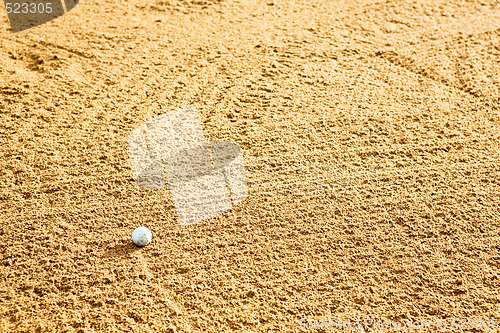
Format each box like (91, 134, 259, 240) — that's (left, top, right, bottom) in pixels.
(1, 0, 500, 332)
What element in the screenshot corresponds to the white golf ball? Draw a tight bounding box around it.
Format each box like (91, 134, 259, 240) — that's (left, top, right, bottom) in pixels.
(132, 227, 152, 247)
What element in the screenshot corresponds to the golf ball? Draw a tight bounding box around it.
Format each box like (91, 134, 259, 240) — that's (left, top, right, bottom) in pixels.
(132, 227, 152, 247)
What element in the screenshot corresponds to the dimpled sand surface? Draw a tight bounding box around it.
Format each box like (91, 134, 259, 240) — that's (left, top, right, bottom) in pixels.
(1, 0, 500, 332)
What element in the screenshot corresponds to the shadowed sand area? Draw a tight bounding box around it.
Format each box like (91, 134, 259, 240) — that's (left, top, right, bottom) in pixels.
(1, 0, 500, 331)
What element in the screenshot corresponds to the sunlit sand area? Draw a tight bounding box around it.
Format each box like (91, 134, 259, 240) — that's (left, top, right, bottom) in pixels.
(1, 0, 500, 331)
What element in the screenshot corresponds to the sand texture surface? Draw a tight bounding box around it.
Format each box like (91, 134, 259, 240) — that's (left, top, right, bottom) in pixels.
(1, 0, 500, 332)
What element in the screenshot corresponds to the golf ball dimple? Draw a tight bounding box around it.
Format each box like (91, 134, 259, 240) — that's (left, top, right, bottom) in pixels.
(132, 227, 152, 247)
